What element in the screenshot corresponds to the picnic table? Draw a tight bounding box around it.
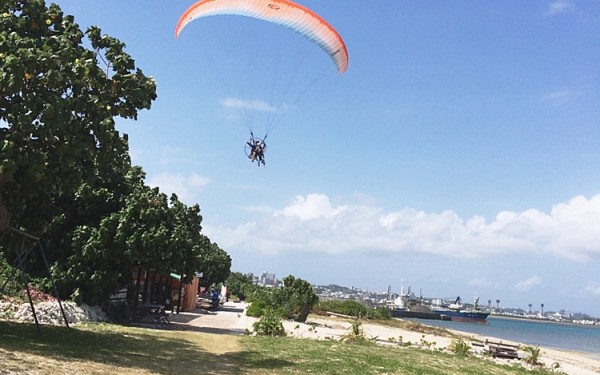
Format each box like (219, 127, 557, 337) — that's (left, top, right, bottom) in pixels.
(484, 339, 520, 359)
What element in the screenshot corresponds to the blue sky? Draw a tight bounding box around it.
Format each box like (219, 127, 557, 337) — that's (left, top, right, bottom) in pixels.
(57, 1, 600, 316)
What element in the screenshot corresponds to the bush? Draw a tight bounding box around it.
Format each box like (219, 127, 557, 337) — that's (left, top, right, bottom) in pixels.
(252, 309, 286, 336)
(365, 306, 391, 320)
(244, 284, 270, 303)
(272, 275, 318, 322)
(340, 320, 376, 344)
(317, 300, 367, 317)
(522, 345, 542, 366)
(449, 338, 471, 356)
(246, 299, 268, 317)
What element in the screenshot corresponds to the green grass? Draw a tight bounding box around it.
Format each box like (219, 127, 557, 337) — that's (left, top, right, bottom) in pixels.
(240, 336, 554, 375)
(0, 320, 556, 375)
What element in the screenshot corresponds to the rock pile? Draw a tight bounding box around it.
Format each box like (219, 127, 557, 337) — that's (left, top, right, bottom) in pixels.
(0, 301, 108, 325)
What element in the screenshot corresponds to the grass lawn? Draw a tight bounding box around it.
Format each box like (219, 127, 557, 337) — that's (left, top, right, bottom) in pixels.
(0, 320, 556, 374)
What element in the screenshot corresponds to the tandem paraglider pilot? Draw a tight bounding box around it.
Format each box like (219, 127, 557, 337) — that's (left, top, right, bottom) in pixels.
(246, 134, 266, 167)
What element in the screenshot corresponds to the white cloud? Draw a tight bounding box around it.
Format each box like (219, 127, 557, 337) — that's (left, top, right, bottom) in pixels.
(277, 194, 347, 221)
(544, 1, 575, 16)
(468, 277, 497, 289)
(148, 172, 211, 205)
(514, 276, 543, 291)
(205, 193, 600, 261)
(542, 88, 580, 106)
(583, 282, 600, 296)
(221, 97, 277, 112)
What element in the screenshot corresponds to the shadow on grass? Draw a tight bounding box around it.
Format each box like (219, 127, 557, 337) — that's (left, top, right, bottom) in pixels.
(170, 323, 247, 335)
(0, 320, 293, 374)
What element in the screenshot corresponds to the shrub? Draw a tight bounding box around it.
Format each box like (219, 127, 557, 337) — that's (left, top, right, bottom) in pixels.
(366, 306, 391, 320)
(272, 275, 318, 322)
(340, 320, 376, 344)
(449, 338, 471, 356)
(522, 345, 542, 366)
(317, 300, 367, 317)
(246, 299, 268, 317)
(252, 309, 286, 336)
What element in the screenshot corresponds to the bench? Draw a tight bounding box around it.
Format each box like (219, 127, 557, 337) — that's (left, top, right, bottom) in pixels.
(484, 339, 519, 359)
(128, 304, 170, 328)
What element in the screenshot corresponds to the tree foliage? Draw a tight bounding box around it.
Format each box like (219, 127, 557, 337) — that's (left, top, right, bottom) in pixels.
(272, 275, 319, 322)
(225, 271, 254, 300)
(197, 241, 231, 288)
(50, 168, 210, 305)
(0, 1, 232, 306)
(0, 0, 157, 234)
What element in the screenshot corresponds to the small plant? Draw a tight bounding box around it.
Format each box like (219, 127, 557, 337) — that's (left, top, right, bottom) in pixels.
(0, 306, 15, 320)
(419, 335, 436, 349)
(252, 309, 286, 337)
(522, 345, 542, 366)
(340, 319, 376, 344)
(449, 338, 471, 357)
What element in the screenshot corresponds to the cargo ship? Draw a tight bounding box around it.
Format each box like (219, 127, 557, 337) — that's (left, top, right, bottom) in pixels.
(387, 285, 488, 323)
(429, 296, 489, 324)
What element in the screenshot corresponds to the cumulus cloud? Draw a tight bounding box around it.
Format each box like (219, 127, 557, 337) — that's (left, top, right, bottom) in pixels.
(205, 193, 600, 262)
(514, 276, 543, 291)
(277, 194, 347, 220)
(544, 1, 575, 16)
(148, 172, 211, 205)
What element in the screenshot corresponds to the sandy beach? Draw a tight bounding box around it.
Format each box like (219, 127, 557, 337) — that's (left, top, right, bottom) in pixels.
(170, 301, 600, 375)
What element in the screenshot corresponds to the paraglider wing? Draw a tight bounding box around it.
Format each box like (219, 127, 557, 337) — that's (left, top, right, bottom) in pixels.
(175, 0, 349, 74)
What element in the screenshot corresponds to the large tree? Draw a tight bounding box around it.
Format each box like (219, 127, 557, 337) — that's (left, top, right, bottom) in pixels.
(51, 168, 209, 305)
(225, 271, 254, 300)
(198, 241, 232, 288)
(0, 0, 156, 235)
(0, 1, 232, 306)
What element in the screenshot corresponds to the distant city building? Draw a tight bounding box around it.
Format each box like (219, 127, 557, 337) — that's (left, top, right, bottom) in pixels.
(258, 271, 279, 288)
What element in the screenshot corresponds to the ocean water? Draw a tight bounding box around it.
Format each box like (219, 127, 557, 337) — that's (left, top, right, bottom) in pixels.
(409, 316, 600, 358)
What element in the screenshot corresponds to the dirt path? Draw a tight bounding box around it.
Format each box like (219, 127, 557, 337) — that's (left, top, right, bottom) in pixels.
(169, 301, 250, 335)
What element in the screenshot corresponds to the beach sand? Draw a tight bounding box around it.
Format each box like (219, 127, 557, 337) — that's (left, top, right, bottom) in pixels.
(170, 301, 600, 375)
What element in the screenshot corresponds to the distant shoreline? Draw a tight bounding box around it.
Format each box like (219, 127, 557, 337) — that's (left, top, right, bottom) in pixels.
(489, 314, 600, 329)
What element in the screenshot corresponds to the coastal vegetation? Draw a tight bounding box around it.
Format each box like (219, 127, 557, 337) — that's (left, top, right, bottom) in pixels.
(0, 320, 559, 374)
(315, 299, 392, 320)
(243, 275, 318, 323)
(0, 0, 230, 309)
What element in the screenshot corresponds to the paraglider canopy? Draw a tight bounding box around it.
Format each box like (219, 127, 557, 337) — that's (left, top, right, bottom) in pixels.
(176, 0, 349, 74)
